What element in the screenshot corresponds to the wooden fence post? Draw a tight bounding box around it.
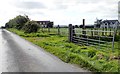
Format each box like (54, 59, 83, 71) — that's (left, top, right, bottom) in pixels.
(48, 26, 50, 32)
(109, 28, 112, 36)
(72, 26, 75, 36)
(102, 28, 104, 36)
(42, 25, 44, 32)
(69, 24, 73, 42)
(91, 28, 93, 37)
(117, 26, 120, 35)
(94, 28, 98, 35)
(58, 25, 60, 35)
(82, 19, 86, 37)
(105, 28, 107, 36)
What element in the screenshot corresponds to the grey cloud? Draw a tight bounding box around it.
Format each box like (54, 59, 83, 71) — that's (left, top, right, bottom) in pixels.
(75, 0, 102, 4)
(17, 10, 44, 16)
(14, 1, 46, 9)
(18, 11, 31, 15)
(56, 4, 68, 9)
(103, 13, 117, 19)
(86, 2, 117, 13)
(118, 1, 120, 21)
(75, 0, 118, 4)
(53, 1, 68, 10)
(54, 0, 118, 10)
(85, 4, 118, 19)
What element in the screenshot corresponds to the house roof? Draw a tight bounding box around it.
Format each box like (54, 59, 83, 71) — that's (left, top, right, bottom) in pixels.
(36, 21, 50, 23)
(102, 20, 119, 24)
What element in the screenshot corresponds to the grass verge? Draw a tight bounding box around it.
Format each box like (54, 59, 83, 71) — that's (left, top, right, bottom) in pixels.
(8, 28, 119, 72)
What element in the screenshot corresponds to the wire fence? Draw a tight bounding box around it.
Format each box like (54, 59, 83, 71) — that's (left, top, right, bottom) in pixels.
(39, 25, 68, 36)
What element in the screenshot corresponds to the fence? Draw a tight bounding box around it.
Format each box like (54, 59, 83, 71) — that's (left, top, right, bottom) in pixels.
(68, 24, 118, 50)
(39, 24, 119, 50)
(39, 25, 68, 36)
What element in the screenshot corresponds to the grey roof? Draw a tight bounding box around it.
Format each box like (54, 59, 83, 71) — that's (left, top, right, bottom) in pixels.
(36, 21, 50, 23)
(102, 20, 119, 24)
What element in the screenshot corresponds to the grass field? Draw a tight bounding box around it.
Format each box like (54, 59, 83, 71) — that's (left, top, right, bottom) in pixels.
(8, 28, 119, 72)
(38, 27, 69, 36)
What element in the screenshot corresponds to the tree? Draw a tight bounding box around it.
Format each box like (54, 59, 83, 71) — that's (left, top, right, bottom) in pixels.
(5, 23, 9, 28)
(5, 15, 29, 29)
(75, 25, 79, 28)
(15, 15, 30, 30)
(46, 22, 53, 28)
(79, 25, 83, 28)
(22, 21, 40, 33)
(5, 19, 16, 28)
(1, 26, 5, 29)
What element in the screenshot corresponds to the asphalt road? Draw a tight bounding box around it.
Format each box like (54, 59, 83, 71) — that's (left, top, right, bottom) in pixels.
(0, 29, 89, 72)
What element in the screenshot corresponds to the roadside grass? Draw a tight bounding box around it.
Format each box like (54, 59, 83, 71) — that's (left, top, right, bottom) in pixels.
(8, 28, 119, 72)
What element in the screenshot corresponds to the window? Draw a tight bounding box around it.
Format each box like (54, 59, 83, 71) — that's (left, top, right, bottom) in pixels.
(43, 22, 45, 24)
(105, 23, 107, 25)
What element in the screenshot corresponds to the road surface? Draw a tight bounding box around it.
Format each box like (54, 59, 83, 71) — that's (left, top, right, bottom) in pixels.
(0, 29, 89, 72)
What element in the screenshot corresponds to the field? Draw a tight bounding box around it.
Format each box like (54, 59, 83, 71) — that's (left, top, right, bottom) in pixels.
(8, 28, 119, 72)
(39, 27, 69, 36)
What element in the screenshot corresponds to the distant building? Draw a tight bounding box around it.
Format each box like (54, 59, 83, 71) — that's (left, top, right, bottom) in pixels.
(36, 21, 54, 28)
(94, 19, 102, 28)
(94, 19, 119, 29)
(100, 20, 119, 28)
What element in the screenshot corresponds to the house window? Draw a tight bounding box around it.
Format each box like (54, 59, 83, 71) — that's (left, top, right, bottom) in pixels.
(105, 23, 107, 25)
(111, 22, 113, 25)
(43, 22, 45, 24)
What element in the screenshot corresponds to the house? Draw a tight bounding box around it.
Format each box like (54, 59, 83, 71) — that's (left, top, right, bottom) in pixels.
(100, 20, 119, 29)
(94, 19, 119, 29)
(36, 21, 54, 28)
(94, 19, 102, 28)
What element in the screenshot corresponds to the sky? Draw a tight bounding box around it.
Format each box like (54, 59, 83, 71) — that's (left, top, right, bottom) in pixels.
(118, 1, 120, 22)
(0, 0, 119, 26)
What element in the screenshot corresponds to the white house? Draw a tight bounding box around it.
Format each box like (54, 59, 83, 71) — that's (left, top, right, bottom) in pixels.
(100, 20, 119, 29)
(94, 19, 119, 29)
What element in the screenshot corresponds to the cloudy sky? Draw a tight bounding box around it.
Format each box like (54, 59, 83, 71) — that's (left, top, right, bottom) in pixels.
(0, 0, 119, 26)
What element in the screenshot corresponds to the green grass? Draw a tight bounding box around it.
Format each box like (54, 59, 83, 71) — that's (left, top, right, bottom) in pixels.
(8, 28, 119, 72)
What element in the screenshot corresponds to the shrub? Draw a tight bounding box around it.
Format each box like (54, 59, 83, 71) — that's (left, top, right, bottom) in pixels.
(22, 21, 40, 33)
(88, 49, 97, 58)
(102, 61, 118, 72)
